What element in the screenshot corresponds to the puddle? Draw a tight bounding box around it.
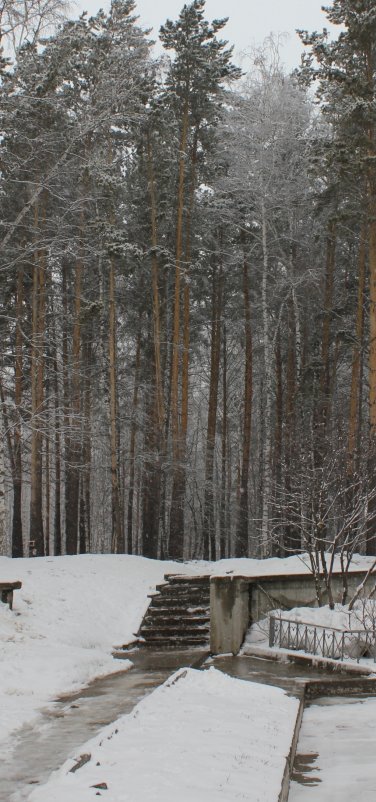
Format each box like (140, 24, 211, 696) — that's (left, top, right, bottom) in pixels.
(209, 654, 336, 696)
(291, 753, 321, 786)
(0, 649, 207, 802)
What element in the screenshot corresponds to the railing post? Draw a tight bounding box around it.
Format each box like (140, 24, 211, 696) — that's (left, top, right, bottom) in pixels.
(269, 615, 275, 648)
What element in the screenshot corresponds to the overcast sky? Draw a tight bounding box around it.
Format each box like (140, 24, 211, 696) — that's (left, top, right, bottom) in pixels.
(76, 0, 339, 70)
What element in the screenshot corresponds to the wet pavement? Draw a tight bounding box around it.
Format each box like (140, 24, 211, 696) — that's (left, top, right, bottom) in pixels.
(208, 653, 336, 696)
(289, 695, 376, 801)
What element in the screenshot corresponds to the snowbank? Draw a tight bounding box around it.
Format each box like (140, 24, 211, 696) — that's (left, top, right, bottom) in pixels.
(0, 554, 183, 751)
(28, 667, 300, 802)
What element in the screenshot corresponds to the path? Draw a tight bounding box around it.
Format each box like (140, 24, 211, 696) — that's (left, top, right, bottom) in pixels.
(1, 649, 206, 802)
(289, 695, 376, 801)
(2, 646, 356, 802)
(3, 649, 318, 802)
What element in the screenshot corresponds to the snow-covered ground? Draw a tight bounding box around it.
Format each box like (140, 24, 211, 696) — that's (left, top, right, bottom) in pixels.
(27, 666, 300, 802)
(0, 554, 186, 752)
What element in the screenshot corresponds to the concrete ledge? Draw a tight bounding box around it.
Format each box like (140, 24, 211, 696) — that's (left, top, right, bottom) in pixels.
(305, 675, 376, 698)
(279, 695, 305, 802)
(243, 644, 376, 675)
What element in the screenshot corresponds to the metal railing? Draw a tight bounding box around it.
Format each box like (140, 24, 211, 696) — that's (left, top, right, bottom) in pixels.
(269, 614, 376, 663)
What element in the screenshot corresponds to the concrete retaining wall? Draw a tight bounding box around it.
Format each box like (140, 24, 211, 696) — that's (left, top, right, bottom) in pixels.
(210, 577, 249, 655)
(210, 570, 375, 655)
(249, 572, 375, 622)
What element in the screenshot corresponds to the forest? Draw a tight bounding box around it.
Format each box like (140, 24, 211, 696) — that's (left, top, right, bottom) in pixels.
(1, 0, 376, 562)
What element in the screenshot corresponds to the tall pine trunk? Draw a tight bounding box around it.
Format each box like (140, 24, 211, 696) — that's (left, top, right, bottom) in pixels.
(367, 192, 376, 554)
(65, 237, 83, 554)
(348, 223, 367, 472)
(317, 219, 337, 448)
(12, 265, 24, 557)
(260, 200, 272, 557)
(109, 257, 123, 553)
(203, 260, 222, 560)
(219, 321, 228, 559)
(127, 322, 142, 554)
(142, 133, 165, 558)
(169, 97, 189, 559)
(0, 408, 6, 555)
(236, 247, 253, 557)
(53, 333, 62, 555)
(29, 201, 46, 556)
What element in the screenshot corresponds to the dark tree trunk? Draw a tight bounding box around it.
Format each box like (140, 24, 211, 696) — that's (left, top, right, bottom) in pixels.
(203, 260, 222, 560)
(236, 248, 253, 558)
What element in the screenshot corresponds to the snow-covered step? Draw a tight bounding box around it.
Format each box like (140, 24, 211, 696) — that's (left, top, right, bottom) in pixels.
(139, 574, 211, 650)
(152, 583, 209, 591)
(142, 635, 209, 649)
(142, 614, 210, 627)
(140, 628, 210, 641)
(148, 595, 209, 609)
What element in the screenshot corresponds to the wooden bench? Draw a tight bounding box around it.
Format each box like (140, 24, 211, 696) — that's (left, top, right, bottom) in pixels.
(0, 581, 22, 609)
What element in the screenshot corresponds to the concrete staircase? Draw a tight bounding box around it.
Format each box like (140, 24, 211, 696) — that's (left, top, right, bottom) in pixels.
(138, 574, 211, 650)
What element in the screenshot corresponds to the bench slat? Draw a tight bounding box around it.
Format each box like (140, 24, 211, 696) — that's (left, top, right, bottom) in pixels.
(0, 581, 22, 591)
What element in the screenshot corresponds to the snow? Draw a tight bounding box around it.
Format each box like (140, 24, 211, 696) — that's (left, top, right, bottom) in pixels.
(211, 552, 376, 578)
(289, 697, 376, 802)
(266, 601, 376, 632)
(0, 554, 185, 752)
(28, 667, 300, 802)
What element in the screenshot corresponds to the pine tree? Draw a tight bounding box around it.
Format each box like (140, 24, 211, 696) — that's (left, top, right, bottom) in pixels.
(160, 0, 240, 559)
(299, 0, 376, 554)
